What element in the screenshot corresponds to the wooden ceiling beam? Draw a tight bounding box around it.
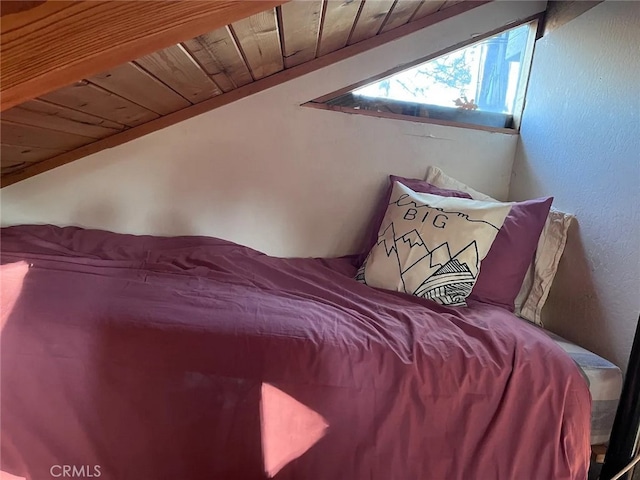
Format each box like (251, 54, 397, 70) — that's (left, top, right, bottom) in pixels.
(0, 0, 288, 111)
(1, 0, 493, 188)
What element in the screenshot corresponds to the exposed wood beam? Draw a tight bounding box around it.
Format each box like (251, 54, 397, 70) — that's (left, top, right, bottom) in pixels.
(0, 0, 288, 111)
(1, 0, 488, 188)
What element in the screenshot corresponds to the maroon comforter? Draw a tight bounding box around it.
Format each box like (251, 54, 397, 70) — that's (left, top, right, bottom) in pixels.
(0, 225, 590, 480)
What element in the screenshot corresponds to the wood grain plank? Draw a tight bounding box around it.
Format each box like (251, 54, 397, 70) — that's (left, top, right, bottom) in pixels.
(380, 1, 423, 33)
(1, 121, 95, 151)
(317, 0, 363, 56)
(411, 0, 447, 21)
(182, 27, 253, 91)
(17, 99, 125, 130)
(181, 40, 236, 93)
(231, 9, 283, 79)
(39, 81, 159, 127)
(1, 0, 288, 110)
(2, 101, 124, 139)
(1, 144, 64, 174)
(0, 1, 46, 18)
(280, 0, 323, 68)
(348, 0, 395, 44)
(134, 45, 222, 104)
(2, 1, 492, 187)
(89, 62, 191, 114)
(2, 164, 29, 176)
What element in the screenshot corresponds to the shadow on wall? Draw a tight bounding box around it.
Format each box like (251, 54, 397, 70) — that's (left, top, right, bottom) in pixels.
(146, 209, 196, 240)
(145, 134, 377, 258)
(73, 202, 122, 233)
(541, 220, 615, 365)
(508, 142, 546, 203)
(71, 188, 197, 239)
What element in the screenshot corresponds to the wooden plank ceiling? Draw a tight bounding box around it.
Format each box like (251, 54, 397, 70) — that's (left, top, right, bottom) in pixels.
(1, 0, 478, 186)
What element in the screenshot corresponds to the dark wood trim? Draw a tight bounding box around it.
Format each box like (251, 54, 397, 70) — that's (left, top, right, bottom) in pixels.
(1, 0, 495, 187)
(542, 1, 604, 36)
(302, 102, 517, 134)
(0, 0, 288, 111)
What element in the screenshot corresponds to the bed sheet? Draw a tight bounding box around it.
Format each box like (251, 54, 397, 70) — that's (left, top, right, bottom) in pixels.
(0, 225, 591, 480)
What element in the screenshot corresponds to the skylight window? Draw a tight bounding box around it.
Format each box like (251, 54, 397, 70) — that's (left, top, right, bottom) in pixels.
(311, 21, 538, 131)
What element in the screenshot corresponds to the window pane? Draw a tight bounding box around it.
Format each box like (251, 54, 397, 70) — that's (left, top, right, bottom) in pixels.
(354, 23, 533, 115)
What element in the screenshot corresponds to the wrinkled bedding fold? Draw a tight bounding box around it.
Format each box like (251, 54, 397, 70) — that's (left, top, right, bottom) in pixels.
(0, 225, 590, 480)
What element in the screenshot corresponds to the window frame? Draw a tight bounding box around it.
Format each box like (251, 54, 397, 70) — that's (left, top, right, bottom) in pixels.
(304, 15, 543, 133)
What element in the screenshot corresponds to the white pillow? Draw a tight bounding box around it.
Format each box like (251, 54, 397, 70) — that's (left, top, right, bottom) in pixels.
(513, 208, 574, 325)
(424, 166, 573, 324)
(357, 182, 511, 306)
(424, 166, 496, 202)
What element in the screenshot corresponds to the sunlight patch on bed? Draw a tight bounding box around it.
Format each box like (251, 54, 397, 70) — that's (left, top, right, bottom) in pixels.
(0, 471, 27, 480)
(260, 383, 328, 478)
(0, 262, 29, 333)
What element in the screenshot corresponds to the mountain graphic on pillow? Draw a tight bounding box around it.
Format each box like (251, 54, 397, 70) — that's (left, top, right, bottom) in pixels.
(362, 221, 480, 305)
(413, 241, 479, 303)
(357, 182, 510, 306)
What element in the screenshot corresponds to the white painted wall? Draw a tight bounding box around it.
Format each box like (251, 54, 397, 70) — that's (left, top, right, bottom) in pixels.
(509, 1, 640, 371)
(0, 1, 546, 257)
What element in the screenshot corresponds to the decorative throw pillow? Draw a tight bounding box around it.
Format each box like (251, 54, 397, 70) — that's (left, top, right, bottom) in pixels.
(424, 166, 496, 201)
(358, 175, 473, 265)
(424, 166, 567, 323)
(513, 208, 574, 325)
(360, 174, 553, 312)
(357, 182, 511, 306)
(468, 196, 553, 311)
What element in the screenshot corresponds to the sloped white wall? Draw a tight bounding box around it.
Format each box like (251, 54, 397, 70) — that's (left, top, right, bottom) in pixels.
(509, 1, 640, 371)
(1, 1, 546, 257)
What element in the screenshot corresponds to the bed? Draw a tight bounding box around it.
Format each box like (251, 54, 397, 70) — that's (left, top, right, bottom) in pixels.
(542, 329, 623, 446)
(0, 224, 591, 480)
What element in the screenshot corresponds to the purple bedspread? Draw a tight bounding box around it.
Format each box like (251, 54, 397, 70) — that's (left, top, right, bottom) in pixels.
(0, 225, 590, 480)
